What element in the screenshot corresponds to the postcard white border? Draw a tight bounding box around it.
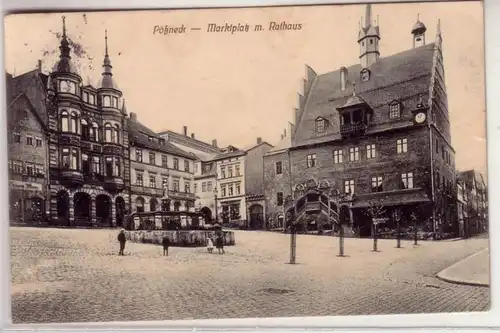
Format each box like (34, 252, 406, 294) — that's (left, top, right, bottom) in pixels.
(0, 0, 497, 331)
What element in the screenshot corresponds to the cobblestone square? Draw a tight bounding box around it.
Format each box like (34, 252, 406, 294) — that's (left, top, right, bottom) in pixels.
(10, 227, 489, 324)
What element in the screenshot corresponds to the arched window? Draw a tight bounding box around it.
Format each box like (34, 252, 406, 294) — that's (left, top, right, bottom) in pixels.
(104, 123, 113, 143)
(60, 110, 69, 132)
(114, 124, 120, 144)
(103, 96, 111, 107)
(91, 122, 99, 142)
(71, 112, 79, 134)
(81, 119, 90, 140)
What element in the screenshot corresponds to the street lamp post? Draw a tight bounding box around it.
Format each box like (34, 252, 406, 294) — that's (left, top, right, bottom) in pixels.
(394, 209, 402, 249)
(289, 222, 297, 264)
(213, 187, 218, 224)
(411, 212, 419, 246)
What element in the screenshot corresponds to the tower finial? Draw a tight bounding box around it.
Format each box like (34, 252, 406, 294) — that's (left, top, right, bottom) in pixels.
(417, 13, 420, 21)
(62, 15, 66, 37)
(437, 18, 441, 33)
(105, 29, 108, 56)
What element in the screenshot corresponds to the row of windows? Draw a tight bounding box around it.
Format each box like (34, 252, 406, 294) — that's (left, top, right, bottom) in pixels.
(60, 112, 121, 144)
(60, 148, 123, 178)
(59, 80, 120, 109)
(274, 172, 415, 205)
(220, 182, 242, 197)
(135, 148, 191, 172)
(435, 138, 453, 167)
(8, 160, 44, 176)
(197, 181, 214, 193)
(11, 133, 43, 147)
(220, 164, 241, 179)
(304, 139, 409, 169)
(134, 172, 192, 194)
(314, 102, 403, 134)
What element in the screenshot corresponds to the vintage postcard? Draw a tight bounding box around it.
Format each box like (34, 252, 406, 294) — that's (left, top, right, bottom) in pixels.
(4, 1, 488, 325)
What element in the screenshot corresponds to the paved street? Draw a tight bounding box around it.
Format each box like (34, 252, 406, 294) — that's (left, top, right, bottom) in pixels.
(10, 227, 489, 324)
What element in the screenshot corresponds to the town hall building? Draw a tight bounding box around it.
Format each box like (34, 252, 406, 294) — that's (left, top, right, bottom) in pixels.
(264, 5, 457, 237)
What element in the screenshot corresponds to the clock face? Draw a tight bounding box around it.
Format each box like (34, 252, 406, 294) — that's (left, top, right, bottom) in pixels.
(415, 112, 426, 123)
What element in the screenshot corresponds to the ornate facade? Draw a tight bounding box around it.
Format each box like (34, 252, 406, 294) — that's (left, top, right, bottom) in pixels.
(45, 19, 130, 227)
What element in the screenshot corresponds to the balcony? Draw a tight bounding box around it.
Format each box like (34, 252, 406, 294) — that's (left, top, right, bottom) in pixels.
(59, 133, 81, 146)
(103, 143, 122, 155)
(305, 202, 321, 212)
(59, 169, 84, 187)
(340, 123, 367, 138)
(103, 176, 125, 192)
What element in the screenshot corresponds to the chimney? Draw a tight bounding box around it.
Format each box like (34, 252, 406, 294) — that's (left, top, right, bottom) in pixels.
(257, 137, 262, 145)
(191, 133, 195, 139)
(130, 112, 137, 122)
(37, 59, 42, 72)
(281, 134, 284, 140)
(212, 139, 217, 147)
(183, 126, 188, 136)
(340, 67, 348, 91)
(284, 128, 287, 137)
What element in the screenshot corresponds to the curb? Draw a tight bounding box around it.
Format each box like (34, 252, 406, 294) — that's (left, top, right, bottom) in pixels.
(436, 249, 489, 287)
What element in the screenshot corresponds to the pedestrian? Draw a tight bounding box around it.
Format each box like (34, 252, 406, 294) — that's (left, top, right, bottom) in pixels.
(206, 236, 214, 253)
(162, 235, 170, 256)
(117, 229, 126, 256)
(215, 233, 225, 254)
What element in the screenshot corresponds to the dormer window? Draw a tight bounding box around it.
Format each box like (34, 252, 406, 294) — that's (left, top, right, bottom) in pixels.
(148, 136, 153, 142)
(159, 138, 165, 145)
(389, 101, 402, 119)
(360, 69, 370, 82)
(315, 117, 327, 134)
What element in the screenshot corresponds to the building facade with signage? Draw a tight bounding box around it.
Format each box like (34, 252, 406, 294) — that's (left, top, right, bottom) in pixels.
(158, 126, 221, 224)
(266, 5, 458, 237)
(129, 116, 197, 217)
(458, 169, 488, 237)
(213, 146, 247, 227)
(7, 68, 50, 224)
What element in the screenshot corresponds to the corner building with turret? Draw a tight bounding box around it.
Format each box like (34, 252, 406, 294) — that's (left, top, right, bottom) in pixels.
(45, 18, 130, 227)
(265, 5, 458, 237)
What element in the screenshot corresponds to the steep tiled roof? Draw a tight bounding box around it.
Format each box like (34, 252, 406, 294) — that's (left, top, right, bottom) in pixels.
(128, 120, 195, 160)
(9, 69, 49, 126)
(292, 43, 436, 147)
(169, 142, 218, 162)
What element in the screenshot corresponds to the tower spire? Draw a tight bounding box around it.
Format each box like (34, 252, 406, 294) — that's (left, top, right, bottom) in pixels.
(59, 15, 71, 59)
(105, 29, 109, 56)
(102, 29, 112, 76)
(365, 3, 372, 28)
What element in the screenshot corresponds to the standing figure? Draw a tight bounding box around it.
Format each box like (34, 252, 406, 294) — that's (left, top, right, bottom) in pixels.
(117, 229, 126, 256)
(215, 233, 225, 254)
(162, 235, 170, 256)
(206, 236, 214, 253)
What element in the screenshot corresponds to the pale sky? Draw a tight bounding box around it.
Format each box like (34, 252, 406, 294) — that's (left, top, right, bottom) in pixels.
(4, 2, 486, 176)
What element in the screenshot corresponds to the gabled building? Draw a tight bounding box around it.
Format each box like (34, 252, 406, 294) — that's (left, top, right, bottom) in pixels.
(269, 5, 457, 237)
(459, 169, 488, 237)
(244, 137, 273, 229)
(263, 123, 294, 230)
(158, 126, 221, 224)
(7, 66, 50, 224)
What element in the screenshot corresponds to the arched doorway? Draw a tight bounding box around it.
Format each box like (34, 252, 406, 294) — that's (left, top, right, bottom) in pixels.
(201, 207, 212, 224)
(74, 192, 91, 226)
(56, 190, 70, 226)
(115, 196, 126, 227)
(150, 198, 158, 212)
(135, 197, 145, 213)
(25, 195, 45, 224)
(249, 204, 264, 230)
(96, 194, 112, 226)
